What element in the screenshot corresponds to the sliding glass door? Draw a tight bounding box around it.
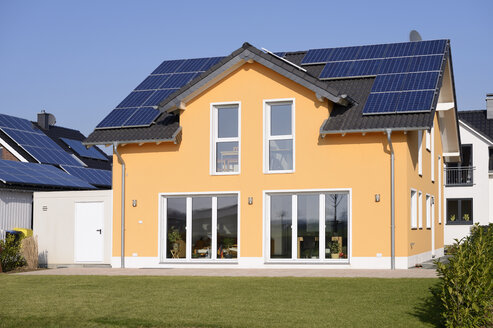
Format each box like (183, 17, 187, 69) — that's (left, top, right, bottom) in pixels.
(267, 191, 349, 262)
(161, 194, 238, 261)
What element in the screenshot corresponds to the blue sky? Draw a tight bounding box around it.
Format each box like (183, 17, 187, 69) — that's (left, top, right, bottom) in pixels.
(0, 0, 492, 139)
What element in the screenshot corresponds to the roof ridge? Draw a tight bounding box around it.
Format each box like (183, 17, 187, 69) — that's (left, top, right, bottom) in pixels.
(304, 39, 449, 52)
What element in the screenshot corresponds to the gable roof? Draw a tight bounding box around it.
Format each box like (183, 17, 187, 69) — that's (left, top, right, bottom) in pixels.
(458, 110, 493, 143)
(85, 39, 457, 146)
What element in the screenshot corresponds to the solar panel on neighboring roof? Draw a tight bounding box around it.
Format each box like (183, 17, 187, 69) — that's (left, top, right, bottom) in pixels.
(96, 56, 224, 129)
(0, 114, 83, 166)
(60, 138, 108, 161)
(61, 165, 112, 187)
(0, 160, 94, 189)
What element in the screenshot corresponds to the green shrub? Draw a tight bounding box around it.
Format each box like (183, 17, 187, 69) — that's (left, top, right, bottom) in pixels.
(0, 234, 26, 272)
(435, 224, 493, 327)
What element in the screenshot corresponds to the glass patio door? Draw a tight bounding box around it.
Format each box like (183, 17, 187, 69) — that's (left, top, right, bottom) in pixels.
(267, 192, 349, 261)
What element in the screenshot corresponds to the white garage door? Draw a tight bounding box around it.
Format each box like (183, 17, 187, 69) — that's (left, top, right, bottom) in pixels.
(74, 202, 104, 262)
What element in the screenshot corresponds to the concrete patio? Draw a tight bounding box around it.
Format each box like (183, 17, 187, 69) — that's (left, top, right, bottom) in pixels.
(16, 267, 438, 278)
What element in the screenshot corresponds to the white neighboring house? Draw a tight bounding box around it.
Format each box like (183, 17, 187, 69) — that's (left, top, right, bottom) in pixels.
(444, 94, 493, 245)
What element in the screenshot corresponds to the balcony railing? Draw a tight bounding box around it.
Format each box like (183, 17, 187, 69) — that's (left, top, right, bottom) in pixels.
(445, 166, 475, 186)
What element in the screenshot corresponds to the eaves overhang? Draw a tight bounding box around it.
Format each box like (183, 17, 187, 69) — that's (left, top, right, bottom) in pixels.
(83, 127, 182, 147)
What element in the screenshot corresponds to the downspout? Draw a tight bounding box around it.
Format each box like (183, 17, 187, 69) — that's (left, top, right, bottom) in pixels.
(386, 129, 395, 270)
(113, 143, 125, 269)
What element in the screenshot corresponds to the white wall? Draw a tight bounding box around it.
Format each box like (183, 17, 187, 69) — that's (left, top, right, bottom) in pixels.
(33, 190, 112, 267)
(0, 190, 32, 240)
(444, 121, 492, 244)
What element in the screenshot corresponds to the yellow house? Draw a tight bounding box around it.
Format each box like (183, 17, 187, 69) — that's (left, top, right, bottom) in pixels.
(85, 40, 461, 269)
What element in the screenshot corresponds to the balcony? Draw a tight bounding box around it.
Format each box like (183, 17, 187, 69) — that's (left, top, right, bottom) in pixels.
(445, 166, 475, 186)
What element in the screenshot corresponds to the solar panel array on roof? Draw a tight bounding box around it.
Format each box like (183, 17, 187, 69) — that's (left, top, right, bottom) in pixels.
(0, 114, 83, 166)
(60, 138, 108, 161)
(0, 159, 94, 189)
(96, 56, 224, 129)
(61, 165, 112, 187)
(301, 40, 447, 115)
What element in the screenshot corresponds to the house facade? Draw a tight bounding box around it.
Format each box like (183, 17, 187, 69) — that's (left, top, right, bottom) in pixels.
(86, 40, 461, 269)
(444, 95, 493, 244)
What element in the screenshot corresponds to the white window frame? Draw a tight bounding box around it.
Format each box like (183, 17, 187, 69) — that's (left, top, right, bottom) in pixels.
(158, 191, 240, 263)
(263, 98, 295, 174)
(263, 188, 352, 264)
(210, 102, 241, 175)
(425, 129, 431, 151)
(418, 131, 423, 176)
(438, 156, 442, 224)
(410, 189, 417, 229)
(418, 191, 423, 229)
(426, 194, 431, 229)
(431, 125, 435, 182)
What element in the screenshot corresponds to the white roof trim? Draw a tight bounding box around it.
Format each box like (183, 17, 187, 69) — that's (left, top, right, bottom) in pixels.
(0, 137, 29, 162)
(436, 102, 454, 111)
(459, 119, 493, 146)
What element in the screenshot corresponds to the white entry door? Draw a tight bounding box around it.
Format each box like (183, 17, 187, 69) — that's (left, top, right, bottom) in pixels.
(75, 202, 104, 262)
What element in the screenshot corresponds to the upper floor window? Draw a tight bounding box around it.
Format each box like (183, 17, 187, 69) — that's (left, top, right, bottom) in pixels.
(211, 103, 240, 174)
(264, 100, 295, 173)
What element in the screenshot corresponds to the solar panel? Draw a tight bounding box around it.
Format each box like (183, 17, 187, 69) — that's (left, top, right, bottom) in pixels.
(97, 56, 224, 129)
(152, 59, 186, 74)
(301, 48, 333, 64)
(0, 114, 83, 166)
(355, 44, 389, 60)
(143, 89, 178, 107)
(96, 108, 139, 128)
(363, 93, 401, 114)
(60, 138, 108, 161)
(116, 91, 154, 108)
(0, 160, 94, 189)
(135, 75, 171, 91)
(123, 107, 161, 126)
(371, 74, 406, 92)
(61, 165, 112, 187)
(318, 61, 354, 78)
(395, 90, 435, 112)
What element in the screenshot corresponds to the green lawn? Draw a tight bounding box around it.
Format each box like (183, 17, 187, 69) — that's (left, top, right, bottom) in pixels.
(0, 275, 441, 328)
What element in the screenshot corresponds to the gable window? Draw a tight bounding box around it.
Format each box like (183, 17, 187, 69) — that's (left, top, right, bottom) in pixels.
(446, 198, 473, 225)
(264, 100, 295, 173)
(211, 103, 240, 174)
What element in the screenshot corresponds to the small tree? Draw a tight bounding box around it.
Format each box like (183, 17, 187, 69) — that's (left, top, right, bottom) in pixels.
(435, 224, 493, 327)
(0, 235, 26, 272)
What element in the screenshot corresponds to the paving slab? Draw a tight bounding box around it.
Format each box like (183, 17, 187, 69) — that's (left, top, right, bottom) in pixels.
(15, 267, 438, 278)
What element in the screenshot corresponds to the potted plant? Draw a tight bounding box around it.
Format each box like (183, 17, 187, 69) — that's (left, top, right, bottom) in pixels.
(463, 214, 470, 222)
(449, 214, 456, 222)
(168, 227, 182, 252)
(328, 240, 340, 259)
(222, 238, 235, 258)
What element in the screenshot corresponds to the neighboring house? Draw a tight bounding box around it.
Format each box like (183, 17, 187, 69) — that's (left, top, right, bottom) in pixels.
(85, 39, 461, 269)
(0, 111, 112, 240)
(444, 94, 493, 245)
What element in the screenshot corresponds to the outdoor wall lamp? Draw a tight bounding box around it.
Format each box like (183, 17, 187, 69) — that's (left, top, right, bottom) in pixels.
(248, 197, 253, 205)
(132, 200, 137, 207)
(375, 194, 380, 202)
